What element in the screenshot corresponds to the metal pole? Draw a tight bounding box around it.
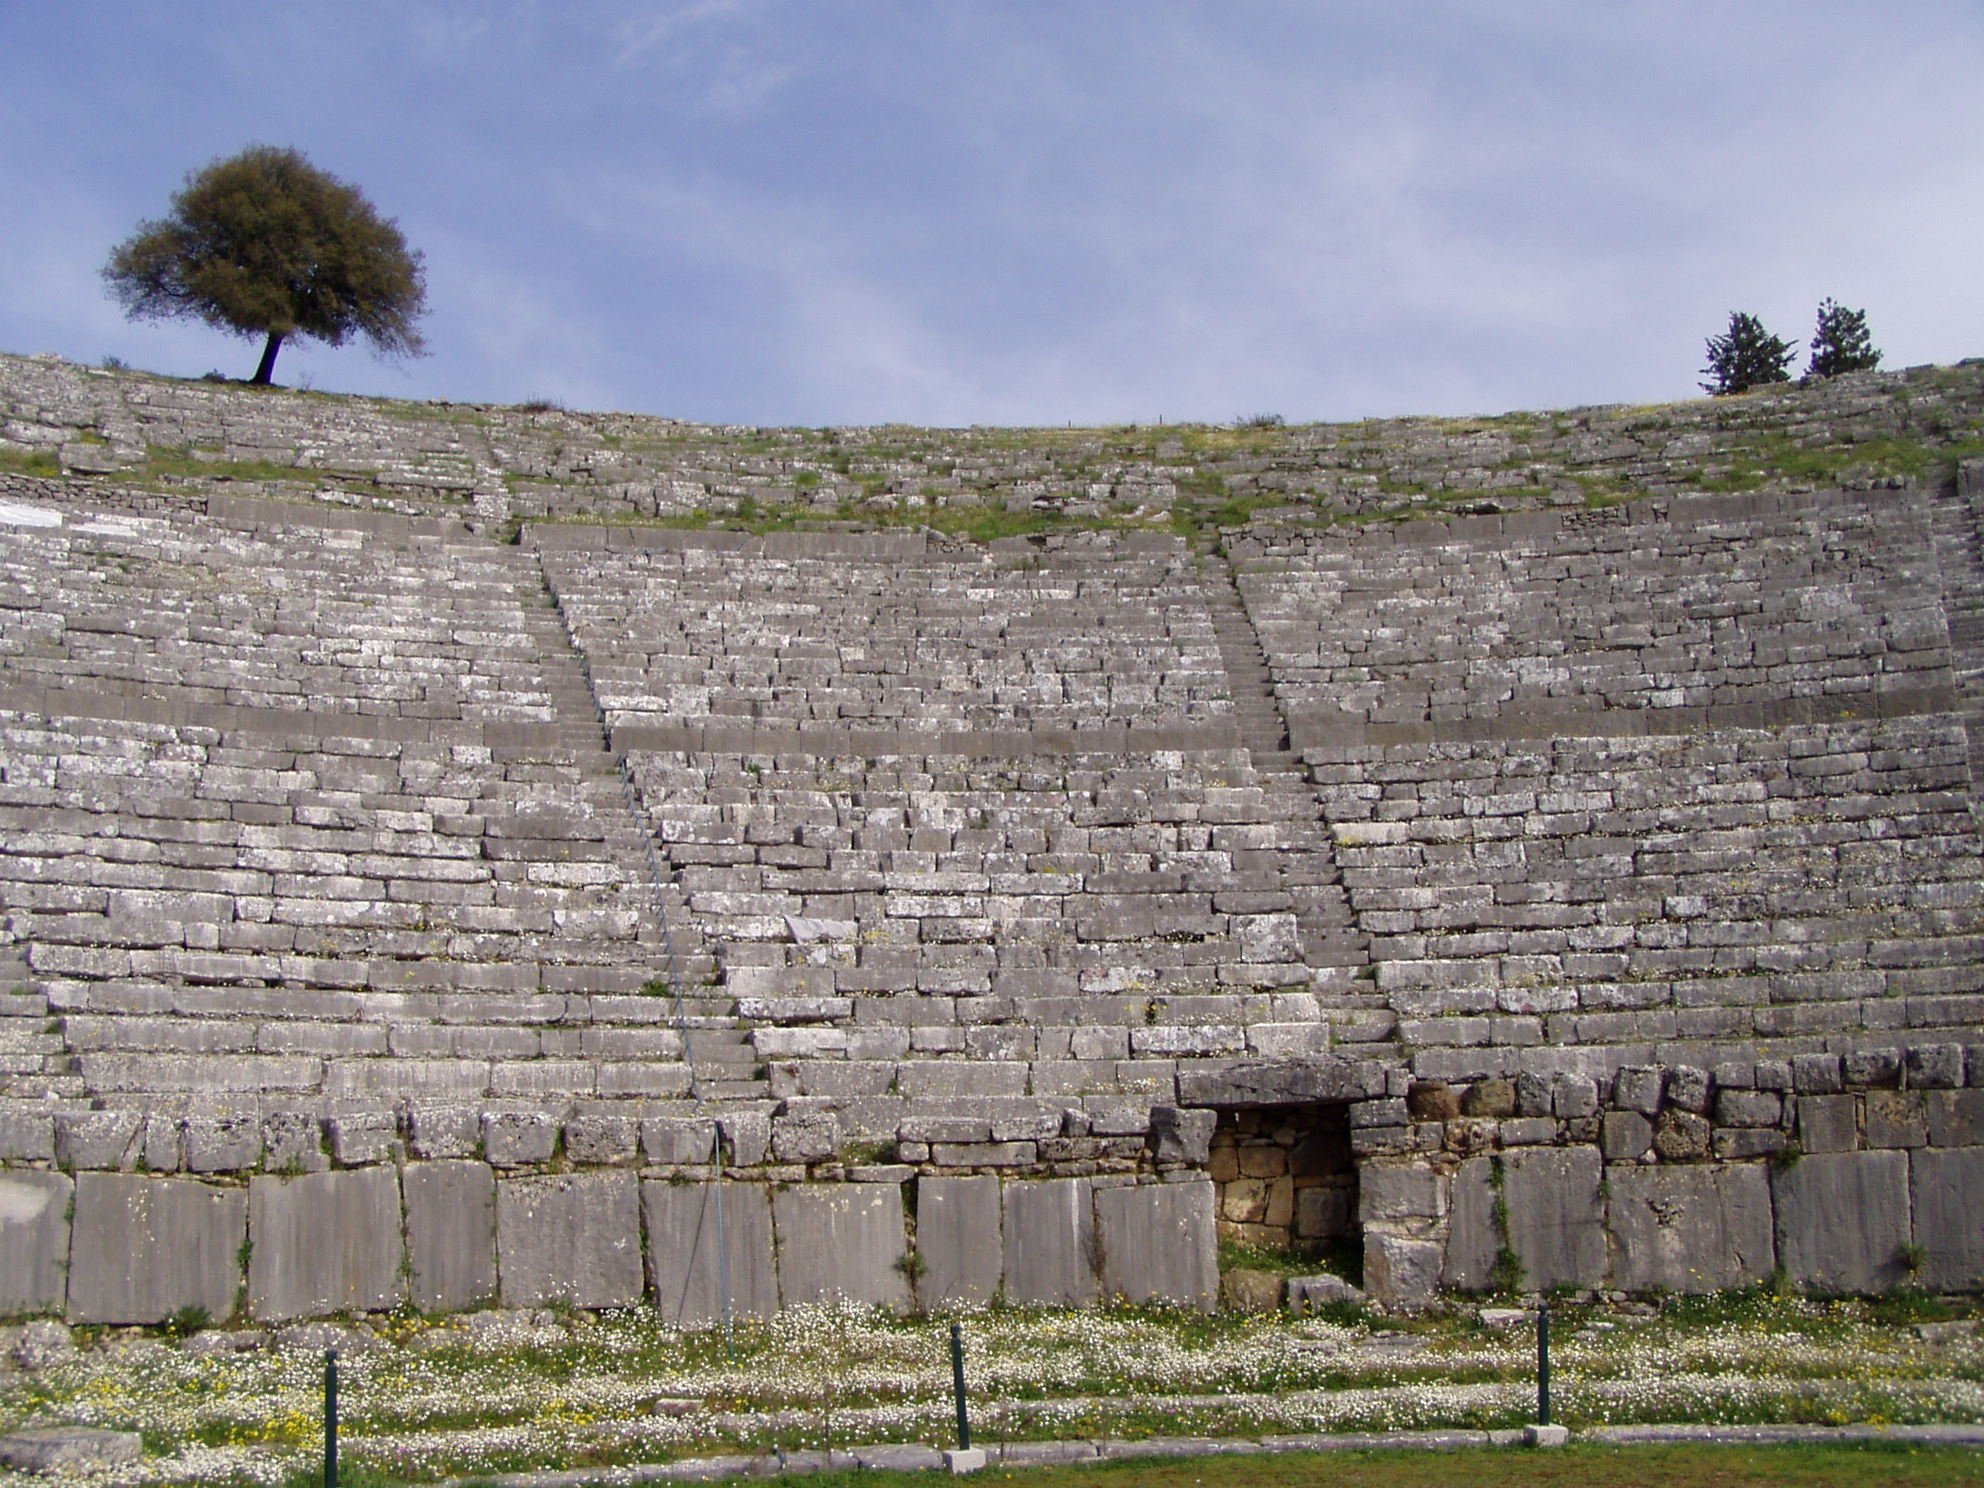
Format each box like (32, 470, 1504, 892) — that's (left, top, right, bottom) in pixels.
(324, 1349, 338, 1488)
(713, 1124, 734, 1364)
(950, 1323, 971, 1451)
(1537, 1302, 1551, 1427)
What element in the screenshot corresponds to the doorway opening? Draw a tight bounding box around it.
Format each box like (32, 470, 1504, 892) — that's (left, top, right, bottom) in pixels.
(1207, 1103, 1359, 1270)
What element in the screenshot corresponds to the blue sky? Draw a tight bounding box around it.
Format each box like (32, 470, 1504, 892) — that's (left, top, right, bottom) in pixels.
(3, 2, 1980, 426)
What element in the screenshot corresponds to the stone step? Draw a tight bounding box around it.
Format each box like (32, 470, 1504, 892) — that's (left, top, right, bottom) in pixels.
(693, 1077, 771, 1100)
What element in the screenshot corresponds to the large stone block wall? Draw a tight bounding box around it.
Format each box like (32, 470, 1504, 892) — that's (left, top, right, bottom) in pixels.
(0, 1112, 1220, 1323)
(1356, 1045, 1984, 1300)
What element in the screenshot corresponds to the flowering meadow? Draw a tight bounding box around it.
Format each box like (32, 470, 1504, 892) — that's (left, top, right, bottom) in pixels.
(0, 1294, 1977, 1486)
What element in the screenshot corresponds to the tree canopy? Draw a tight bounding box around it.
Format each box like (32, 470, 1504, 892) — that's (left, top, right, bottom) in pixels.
(1807, 299, 1881, 379)
(103, 145, 426, 385)
(1700, 311, 1796, 397)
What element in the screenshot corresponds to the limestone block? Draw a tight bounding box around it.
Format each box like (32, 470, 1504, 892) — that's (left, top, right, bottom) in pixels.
(408, 1105, 480, 1159)
(68, 1175, 245, 1325)
(249, 1167, 405, 1322)
(1925, 1090, 1984, 1147)
(1286, 1273, 1366, 1311)
(1358, 1164, 1444, 1224)
(0, 1171, 70, 1317)
(719, 1111, 771, 1166)
(0, 1111, 54, 1162)
(141, 1116, 181, 1174)
(1175, 1057, 1381, 1107)
(1146, 1106, 1216, 1165)
(0, 1428, 142, 1474)
(1002, 1178, 1097, 1307)
(185, 1116, 262, 1173)
(1797, 1095, 1858, 1154)
(1551, 1078, 1599, 1120)
(262, 1112, 327, 1174)
(1443, 1147, 1605, 1292)
(772, 1106, 841, 1164)
(772, 1183, 910, 1310)
(1791, 1054, 1844, 1094)
(1713, 1090, 1782, 1128)
(1905, 1044, 1965, 1090)
(1910, 1147, 1984, 1291)
(644, 1180, 777, 1325)
(1653, 1110, 1712, 1161)
(328, 1112, 396, 1167)
(1865, 1091, 1927, 1149)
(497, 1172, 644, 1309)
(1407, 1081, 1461, 1120)
(565, 1115, 639, 1165)
(1843, 1048, 1901, 1088)
(53, 1111, 140, 1170)
(1666, 1066, 1711, 1114)
(1514, 1072, 1552, 1118)
(404, 1162, 496, 1314)
(483, 1111, 558, 1167)
(1772, 1150, 1910, 1293)
(1601, 1111, 1652, 1160)
(1462, 1079, 1516, 1118)
(643, 1116, 719, 1165)
(1612, 1066, 1663, 1116)
(915, 1176, 1003, 1308)
(1607, 1164, 1775, 1294)
(1095, 1181, 1216, 1309)
(1363, 1234, 1443, 1303)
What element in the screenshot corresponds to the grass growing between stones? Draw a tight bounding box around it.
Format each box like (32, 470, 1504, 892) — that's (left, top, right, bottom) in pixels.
(0, 1295, 1978, 1486)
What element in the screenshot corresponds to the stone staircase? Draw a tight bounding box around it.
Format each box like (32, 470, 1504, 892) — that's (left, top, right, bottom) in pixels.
(1195, 548, 1377, 1012)
(510, 539, 769, 1104)
(1929, 462, 1984, 794)
(0, 949, 80, 1105)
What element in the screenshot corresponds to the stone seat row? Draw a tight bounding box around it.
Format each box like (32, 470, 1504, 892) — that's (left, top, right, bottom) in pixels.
(1303, 714, 1984, 1076)
(1239, 488, 1950, 726)
(540, 543, 1233, 731)
(0, 710, 674, 994)
(627, 748, 1317, 994)
(0, 503, 555, 723)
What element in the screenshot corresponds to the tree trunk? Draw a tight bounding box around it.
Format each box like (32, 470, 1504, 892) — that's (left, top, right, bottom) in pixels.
(250, 331, 285, 385)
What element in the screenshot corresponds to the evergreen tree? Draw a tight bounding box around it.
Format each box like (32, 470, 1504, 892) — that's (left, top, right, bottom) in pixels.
(104, 145, 426, 385)
(1700, 311, 1797, 396)
(1806, 299, 1881, 379)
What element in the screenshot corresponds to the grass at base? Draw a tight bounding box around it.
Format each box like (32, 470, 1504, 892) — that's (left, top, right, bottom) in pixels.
(424, 1442, 1984, 1488)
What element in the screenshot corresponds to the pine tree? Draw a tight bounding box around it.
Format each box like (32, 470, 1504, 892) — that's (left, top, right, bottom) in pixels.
(1700, 312, 1797, 396)
(1806, 299, 1881, 380)
(104, 145, 426, 385)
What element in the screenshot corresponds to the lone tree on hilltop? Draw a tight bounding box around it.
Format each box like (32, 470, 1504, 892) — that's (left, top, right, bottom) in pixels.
(103, 145, 426, 386)
(1807, 298, 1881, 379)
(1701, 311, 1797, 396)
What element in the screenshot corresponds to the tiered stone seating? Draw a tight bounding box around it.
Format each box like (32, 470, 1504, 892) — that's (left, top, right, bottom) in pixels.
(0, 498, 553, 722)
(0, 705, 702, 1115)
(1260, 489, 1984, 1082)
(1309, 716, 1984, 1081)
(0, 495, 747, 1119)
(1237, 490, 1950, 729)
(535, 527, 1369, 1113)
(538, 529, 1233, 732)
